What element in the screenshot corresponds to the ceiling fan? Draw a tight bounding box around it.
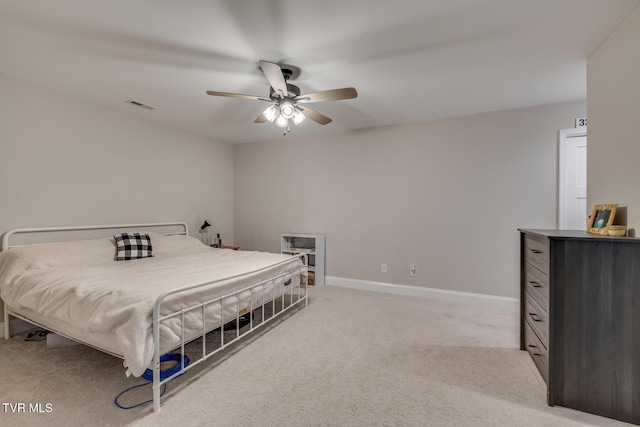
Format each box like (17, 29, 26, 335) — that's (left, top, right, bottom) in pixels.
(206, 60, 357, 134)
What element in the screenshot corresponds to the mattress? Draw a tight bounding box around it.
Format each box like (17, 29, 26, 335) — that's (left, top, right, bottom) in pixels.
(0, 233, 304, 377)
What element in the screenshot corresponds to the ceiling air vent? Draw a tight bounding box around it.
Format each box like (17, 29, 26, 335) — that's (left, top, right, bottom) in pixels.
(125, 99, 155, 111)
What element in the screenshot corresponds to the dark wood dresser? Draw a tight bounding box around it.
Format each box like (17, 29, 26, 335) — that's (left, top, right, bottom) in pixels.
(519, 229, 640, 424)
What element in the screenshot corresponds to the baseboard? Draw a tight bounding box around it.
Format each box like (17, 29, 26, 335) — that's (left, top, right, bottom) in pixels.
(326, 276, 519, 313)
(1, 318, 34, 339)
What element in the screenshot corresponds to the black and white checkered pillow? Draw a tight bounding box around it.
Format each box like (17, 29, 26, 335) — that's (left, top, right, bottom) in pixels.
(113, 233, 153, 261)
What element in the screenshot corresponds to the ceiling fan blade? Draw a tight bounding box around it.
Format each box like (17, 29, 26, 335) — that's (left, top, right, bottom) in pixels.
(254, 114, 268, 123)
(259, 60, 288, 98)
(206, 91, 270, 101)
(294, 87, 357, 103)
(298, 106, 332, 125)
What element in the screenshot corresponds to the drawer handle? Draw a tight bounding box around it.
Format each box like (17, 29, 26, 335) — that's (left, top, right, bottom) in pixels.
(529, 281, 543, 288)
(529, 312, 542, 322)
(528, 248, 542, 254)
(527, 344, 542, 356)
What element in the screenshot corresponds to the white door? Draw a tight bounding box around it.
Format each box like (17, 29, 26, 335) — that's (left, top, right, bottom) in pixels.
(559, 128, 587, 229)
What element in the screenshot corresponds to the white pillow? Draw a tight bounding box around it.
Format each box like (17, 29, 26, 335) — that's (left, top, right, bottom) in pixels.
(0, 237, 116, 290)
(147, 233, 208, 256)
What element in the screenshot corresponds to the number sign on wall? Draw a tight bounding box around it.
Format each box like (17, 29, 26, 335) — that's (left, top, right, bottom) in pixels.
(575, 117, 587, 128)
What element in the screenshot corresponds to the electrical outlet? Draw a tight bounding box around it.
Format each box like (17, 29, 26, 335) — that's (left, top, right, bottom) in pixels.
(410, 264, 417, 276)
(381, 263, 388, 273)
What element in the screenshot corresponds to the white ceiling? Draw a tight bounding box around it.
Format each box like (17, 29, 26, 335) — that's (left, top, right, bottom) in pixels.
(1, 0, 638, 144)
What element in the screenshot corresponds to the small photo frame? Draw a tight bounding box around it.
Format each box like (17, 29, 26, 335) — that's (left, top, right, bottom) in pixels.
(588, 204, 618, 234)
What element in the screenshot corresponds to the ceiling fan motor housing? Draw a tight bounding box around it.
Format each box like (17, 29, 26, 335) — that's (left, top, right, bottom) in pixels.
(269, 83, 301, 101)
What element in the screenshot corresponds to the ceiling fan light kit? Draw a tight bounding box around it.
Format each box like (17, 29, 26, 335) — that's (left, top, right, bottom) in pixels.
(280, 102, 296, 119)
(207, 60, 357, 135)
(263, 105, 278, 122)
(275, 114, 289, 128)
(292, 109, 305, 125)
(263, 101, 306, 133)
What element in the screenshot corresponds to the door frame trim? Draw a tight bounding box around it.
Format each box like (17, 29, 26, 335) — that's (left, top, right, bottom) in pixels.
(558, 127, 587, 229)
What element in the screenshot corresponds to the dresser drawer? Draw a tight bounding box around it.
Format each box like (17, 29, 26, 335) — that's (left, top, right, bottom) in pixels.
(523, 234, 549, 274)
(524, 292, 549, 349)
(524, 264, 549, 309)
(524, 321, 549, 385)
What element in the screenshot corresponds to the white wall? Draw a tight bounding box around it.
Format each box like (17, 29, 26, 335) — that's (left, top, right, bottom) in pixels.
(0, 67, 591, 305)
(234, 101, 585, 299)
(587, 5, 640, 230)
(0, 72, 234, 317)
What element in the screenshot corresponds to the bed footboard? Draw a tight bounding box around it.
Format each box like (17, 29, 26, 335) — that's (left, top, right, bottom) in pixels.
(151, 256, 308, 412)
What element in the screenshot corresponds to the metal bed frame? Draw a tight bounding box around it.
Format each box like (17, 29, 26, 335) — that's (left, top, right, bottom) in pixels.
(1, 222, 308, 412)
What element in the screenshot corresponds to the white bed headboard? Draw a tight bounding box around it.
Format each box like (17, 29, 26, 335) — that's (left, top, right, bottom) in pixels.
(1, 222, 189, 250)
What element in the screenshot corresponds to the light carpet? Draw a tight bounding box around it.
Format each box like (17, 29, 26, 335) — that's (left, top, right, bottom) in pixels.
(0, 285, 630, 426)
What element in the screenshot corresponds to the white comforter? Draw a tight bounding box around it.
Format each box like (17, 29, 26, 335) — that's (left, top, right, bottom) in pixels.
(0, 233, 304, 377)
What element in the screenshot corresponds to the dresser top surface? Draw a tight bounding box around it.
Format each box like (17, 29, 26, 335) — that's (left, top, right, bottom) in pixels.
(519, 229, 640, 242)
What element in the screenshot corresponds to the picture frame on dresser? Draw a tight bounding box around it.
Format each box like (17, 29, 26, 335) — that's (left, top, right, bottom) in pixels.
(587, 203, 617, 234)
